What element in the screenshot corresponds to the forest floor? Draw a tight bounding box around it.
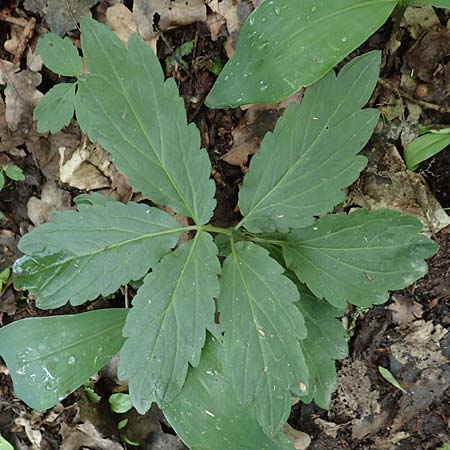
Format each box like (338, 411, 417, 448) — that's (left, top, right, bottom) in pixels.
(0, 1, 450, 449)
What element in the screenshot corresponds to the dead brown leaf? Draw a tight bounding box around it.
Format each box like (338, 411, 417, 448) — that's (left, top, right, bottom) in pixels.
(0, 62, 42, 141)
(27, 181, 71, 226)
(133, 0, 206, 41)
(106, 4, 138, 45)
(347, 144, 450, 233)
(388, 296, 423, 325)
(60, 421, 124, 450)
(59, 142, 132, 202)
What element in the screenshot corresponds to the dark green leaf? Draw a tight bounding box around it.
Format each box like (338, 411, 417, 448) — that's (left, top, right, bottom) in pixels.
(206, 0, 396, 108)
(238, 52, 380, 233)
(119, 232, 221, 413)
(284, 209, 438, 309)
(75, 18, 215, 224)
(0, 308, 127, 410)
(295, 284, 347, 408)
(164, 337, 294, 450)
(14, 201, 186, 309)
(219, 241, 308, 436)
(34, 83, 76, 133)
(38, 33, 82, 77)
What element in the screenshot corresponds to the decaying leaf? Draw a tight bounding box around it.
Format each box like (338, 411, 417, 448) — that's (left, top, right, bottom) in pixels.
(133, 0, 206, 41)
(0, 61, 43, 138)
(26, 181, 71, 226)
(59, 142, 132, 201)
(348, 145, 450, 232)
(60, 421, 124, 450)
(106, 4, 138, 45)
(23, 0, 97, 35)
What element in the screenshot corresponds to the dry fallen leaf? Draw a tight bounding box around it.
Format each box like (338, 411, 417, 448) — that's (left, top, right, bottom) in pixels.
(388, 296, 424, 325)
(27, 181, 71, 226)
(106, 4, 138, 45)
(59, 142, 132, 201)
(347, 145, 450, 233)
(133, 0, 206, 41)
(60, 421, 124, 450)
(0, 61, 42, 138)
(282, 424, 311, 450)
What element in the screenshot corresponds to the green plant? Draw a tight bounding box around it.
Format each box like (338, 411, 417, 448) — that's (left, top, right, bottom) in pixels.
(206, 0, 450, 108)
(404, 127, 450, 170)
(0, 17, 438, 450)
(0, 163, 24, 219)
(438, 444, 450, 450)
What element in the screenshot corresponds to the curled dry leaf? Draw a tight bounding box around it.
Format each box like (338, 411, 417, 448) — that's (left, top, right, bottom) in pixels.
(388, 296, 423, 325)
(27, 181, 71, 226)
(59, 143, 132, 202)
(133, 0, 206, 41)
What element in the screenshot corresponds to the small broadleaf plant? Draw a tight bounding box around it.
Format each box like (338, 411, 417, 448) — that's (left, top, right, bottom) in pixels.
(0, 18, 438, 450)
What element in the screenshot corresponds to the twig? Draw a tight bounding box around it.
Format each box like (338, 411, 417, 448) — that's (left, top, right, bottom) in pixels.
(378, 78, 450, 114)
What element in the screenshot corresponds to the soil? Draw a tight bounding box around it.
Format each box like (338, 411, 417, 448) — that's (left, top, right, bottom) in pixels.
(0, 2, 450, 450)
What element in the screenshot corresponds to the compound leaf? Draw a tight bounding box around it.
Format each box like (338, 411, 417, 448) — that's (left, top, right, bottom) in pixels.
(0, 308, 127, 410)
(119, 232, 221, 413)
(38, 33, 82, 77)
(34, 83, 76, 133)
(75, 18, 215, 224)
(206, 0, 396, 108)
(164, 336, 294, 450)
(238, 52, 380, 233)
(283, 209, 438, 309)
(14, 201, 185, 309)
(219, 241, 308, 436)
(295, 284, 347, 408)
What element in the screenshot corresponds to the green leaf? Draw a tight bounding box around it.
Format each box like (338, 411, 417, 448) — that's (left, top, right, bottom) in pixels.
(206, 0, 396, 108)
(295, 284, 347, 408)
(0, 171, 5, 191)
(164, 337, 294, 450)
(0, 267, 10, 290)
(109, 393, 133, 413)
(14, 201, 186, 309)
(238, 52, 380, 233)
(0, 434, 13, 450)
(283, 209, 438, 309)
(0, 308, 127, 410)
(4, 164, 25, 181)
(34, 83, 76, 133)
(404, 129, 450, 170)
(403, 0, 450, 7)
(74, 192, 118, 207)
(75, 18, 215, 224)
(378, 366, 407, 393)
(219, 241, 308, 436)
(118, 418, 128, 430)
(38, 33, 83, 77)
(119, 232, 221, 412)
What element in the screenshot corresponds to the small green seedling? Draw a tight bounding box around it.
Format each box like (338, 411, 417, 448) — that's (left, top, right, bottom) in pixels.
(378, 366, 407, 393)
(404, 127, 450, 170)
(109, 393, 139, 446)
(0, 163, 24, 219)
(166, 40, 194, 72)
(0, 16, 437, 450)
(0, 268, 10, 292)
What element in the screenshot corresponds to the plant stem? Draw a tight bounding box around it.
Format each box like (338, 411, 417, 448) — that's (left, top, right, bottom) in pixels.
(200, 225, 233, 236)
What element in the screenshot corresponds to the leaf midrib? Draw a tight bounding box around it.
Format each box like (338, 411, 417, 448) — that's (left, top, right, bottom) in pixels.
(88, 29, 199, 222)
